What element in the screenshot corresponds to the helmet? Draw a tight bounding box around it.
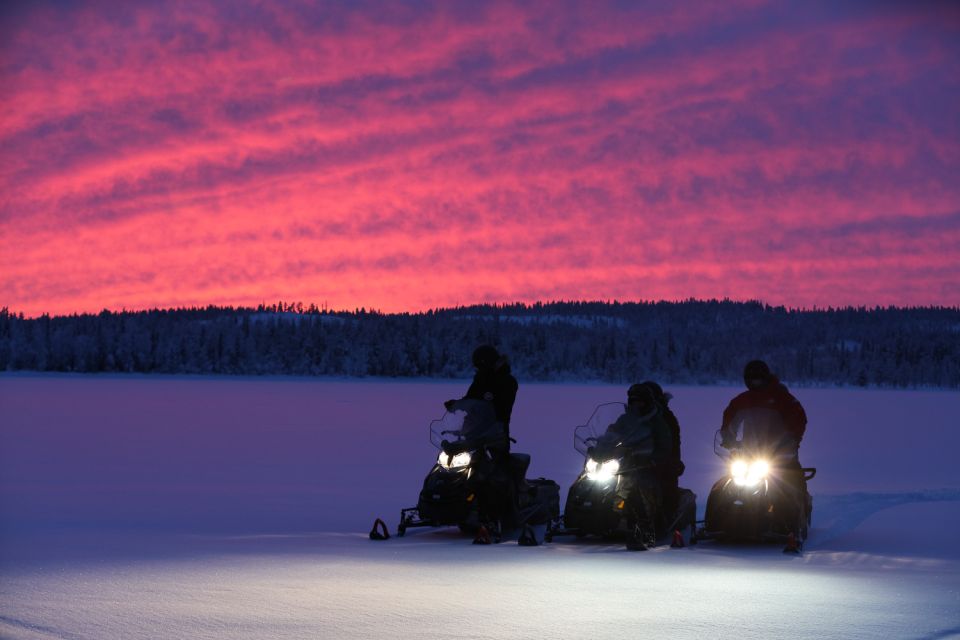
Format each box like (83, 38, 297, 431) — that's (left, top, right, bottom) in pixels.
(743, 360, 772, 390)
(627, 383, 655, 412)
(641, 380, 665, 403)
(472, 345, 500, 371)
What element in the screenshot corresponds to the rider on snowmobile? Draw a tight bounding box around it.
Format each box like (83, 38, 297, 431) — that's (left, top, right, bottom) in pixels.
(607, 384, 672, 454)
(443, 345, 519, 531)
(720, 360, 807, 466)
(704, 361, 813, 548)
(445, 345, 519, 442)
(639, 380, 685, 519)
(604, 383, 673, 548)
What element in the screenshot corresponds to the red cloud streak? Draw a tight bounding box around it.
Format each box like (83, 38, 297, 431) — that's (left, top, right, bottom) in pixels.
(1, 0, 958, 316)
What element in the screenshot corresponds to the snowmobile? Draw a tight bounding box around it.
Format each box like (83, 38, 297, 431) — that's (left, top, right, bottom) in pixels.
(546, 402, 697, 550)
(696, 407, 816, 552)
(390, 399, 560, 543)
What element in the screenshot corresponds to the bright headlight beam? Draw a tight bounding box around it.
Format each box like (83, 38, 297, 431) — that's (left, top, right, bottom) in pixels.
(749, 460, 769, 478)
(731, 458, 770, 487)
(437, 451, 472, 469)
(731, 459, 748, 478)
(585, 458, 619, 482)
(450, 452, 471, 468)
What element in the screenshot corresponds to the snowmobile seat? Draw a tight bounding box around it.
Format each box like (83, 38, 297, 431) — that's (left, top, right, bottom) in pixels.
(509, 453, 531, 480)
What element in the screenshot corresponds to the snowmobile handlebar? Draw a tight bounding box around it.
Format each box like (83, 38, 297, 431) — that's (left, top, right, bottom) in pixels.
(714, 426, 800, 460)
(441, 428, 510, 440)
(441, 433, 510, 455)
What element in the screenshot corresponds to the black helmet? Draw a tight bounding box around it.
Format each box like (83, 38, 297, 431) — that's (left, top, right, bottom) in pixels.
(641, 380, 666, 404)
(743, 360, 772, 390)
(472, 345, 500, 371)
(627, 383, 655, 412)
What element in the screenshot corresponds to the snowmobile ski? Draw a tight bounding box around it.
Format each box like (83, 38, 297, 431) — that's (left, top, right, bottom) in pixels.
(369, 518, 390, 541)
(517, 524, 539, 546)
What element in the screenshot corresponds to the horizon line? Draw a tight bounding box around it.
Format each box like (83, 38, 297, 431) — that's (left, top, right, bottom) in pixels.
(4, 297, 960, 320)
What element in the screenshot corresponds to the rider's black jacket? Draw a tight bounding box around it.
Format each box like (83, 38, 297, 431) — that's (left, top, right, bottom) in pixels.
(462, 356, 519, 435)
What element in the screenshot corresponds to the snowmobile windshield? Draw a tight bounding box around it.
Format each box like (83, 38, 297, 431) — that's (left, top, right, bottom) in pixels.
(715, 407, 798, 461)
(429, 398, 504, 450)
(574, 402, 655, 460)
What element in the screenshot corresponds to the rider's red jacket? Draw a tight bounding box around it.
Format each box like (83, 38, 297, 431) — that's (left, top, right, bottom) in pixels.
(721, 377, 807, 443)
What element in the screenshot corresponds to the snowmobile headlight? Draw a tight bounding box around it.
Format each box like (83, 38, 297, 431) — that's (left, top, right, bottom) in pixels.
(748, 460, 769, 484)
(585, 458, 619, 482)
(731, 459, 748, 478)
(731, 458, 769, 487)
(437, 451, 472, 469)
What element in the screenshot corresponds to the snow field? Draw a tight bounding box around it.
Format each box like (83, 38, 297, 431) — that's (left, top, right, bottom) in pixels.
(1, 376, 958, 639)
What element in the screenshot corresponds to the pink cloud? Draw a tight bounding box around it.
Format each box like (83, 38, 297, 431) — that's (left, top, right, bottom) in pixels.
(1, 1, 958, 316)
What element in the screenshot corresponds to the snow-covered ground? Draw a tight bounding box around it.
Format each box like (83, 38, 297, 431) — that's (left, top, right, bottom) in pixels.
(1, 375, 958, 639)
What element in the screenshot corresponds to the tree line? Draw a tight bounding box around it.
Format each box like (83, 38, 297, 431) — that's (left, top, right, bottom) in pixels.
(1, 300, 958, 388)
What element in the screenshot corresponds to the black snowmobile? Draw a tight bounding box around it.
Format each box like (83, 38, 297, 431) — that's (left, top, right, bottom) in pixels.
(391, 399, 560, 544)
(697, 407, 816, 552)
(546, 402, 697, 550)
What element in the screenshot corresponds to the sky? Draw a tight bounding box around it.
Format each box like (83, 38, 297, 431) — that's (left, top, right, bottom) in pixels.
(1, 0, 958, 316)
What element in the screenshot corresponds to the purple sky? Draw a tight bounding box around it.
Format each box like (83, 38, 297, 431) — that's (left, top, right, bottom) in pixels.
(1, 0, 958, 315)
